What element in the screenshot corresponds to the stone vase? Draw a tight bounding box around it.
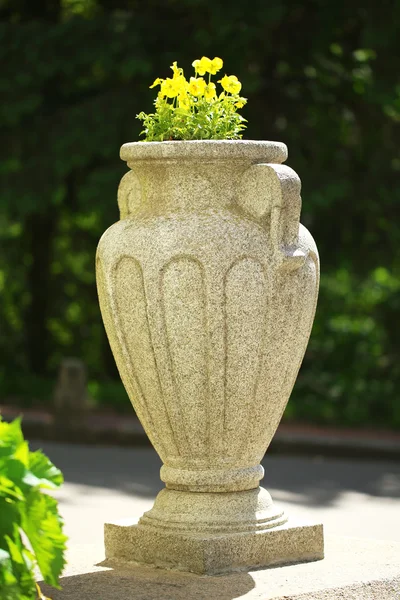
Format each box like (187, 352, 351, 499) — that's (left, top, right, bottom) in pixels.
(96, 140, 323, 574)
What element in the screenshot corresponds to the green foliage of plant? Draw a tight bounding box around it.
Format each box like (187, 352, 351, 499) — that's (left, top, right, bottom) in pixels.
(0, 417, 67, 600)
(1, 0, 400, 428)
(288, 266, 400, 428)
(137, 57, 247, 140)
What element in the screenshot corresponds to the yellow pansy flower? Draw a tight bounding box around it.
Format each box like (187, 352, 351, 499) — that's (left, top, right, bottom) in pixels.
(161, 78, 179, 98)
(209, 57, 223, 74)
(170, 61, 183, 77)
(169, 62, 188, 93)
(174, 75, 189, 94)
(192, 56, 212, 76)
(178, 93, 190, 110)
(235, 97, 247, 108)
(218, 74, 242, 94)
(204, 82, 217, 101)
(188, 76, 206, 96)
(150, 77, 163, 89)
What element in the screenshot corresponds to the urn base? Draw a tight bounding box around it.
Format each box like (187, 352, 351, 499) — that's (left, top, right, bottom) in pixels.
(104, 487, 324, 574)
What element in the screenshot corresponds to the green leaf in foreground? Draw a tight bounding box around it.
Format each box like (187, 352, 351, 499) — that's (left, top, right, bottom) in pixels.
(23, 491, 67, 588)
(0, 416, 67, 599)
(24, 450, 64, 489)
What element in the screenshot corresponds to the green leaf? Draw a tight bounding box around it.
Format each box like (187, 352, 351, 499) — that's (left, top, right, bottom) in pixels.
(14, 441, 29, 468)
(0, 529, 36, 600)
(2, 459, 25, 489)
(24, 450, 64, 490)
(22, 491, 67, 587)
(4, 535, 24, 567)
(0, 497, 21, 542)
(5, 531, 36, 597)
(0, 418, 66, 597)
(0, 475, 24, 501)
(0, 418, 24, 459)
(0, 547, 12, 567)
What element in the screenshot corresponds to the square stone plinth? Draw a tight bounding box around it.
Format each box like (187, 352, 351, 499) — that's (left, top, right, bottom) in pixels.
(104, 518, 324, 575)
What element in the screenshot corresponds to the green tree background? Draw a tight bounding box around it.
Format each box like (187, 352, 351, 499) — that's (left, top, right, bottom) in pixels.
(1, 0, 399, 427)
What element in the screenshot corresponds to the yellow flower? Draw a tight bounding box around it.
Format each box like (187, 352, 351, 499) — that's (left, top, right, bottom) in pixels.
(188, 76, 206, 96)
(170, 61, 183, 77)
(218, 74, 242, 94)
(174, 75, 189, 94)
(168, 62, 189, 94)
(235, 97, 247, 108)
(160, 78, 179, 98)
(209, 57, 223, 74)
(178, 93, 190, 110)
(192, 56, 211, 76)
(150, 77, 163, 89)
(204, 82, 217, 101)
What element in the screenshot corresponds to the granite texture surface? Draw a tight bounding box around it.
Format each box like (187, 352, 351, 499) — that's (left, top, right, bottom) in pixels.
(96, 140, 321, 571)
(105, 513, 323, 575)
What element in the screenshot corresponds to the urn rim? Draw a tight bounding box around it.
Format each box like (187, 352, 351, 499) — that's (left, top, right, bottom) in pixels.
(120, 139, 288, 164)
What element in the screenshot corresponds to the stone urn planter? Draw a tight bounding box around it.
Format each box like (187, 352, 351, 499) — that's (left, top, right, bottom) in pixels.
(96, 139, 323, 574)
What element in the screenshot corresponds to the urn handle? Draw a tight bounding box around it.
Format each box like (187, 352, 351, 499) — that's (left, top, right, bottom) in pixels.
(238, 163, 308, 271)
(117, 170, 142, 219)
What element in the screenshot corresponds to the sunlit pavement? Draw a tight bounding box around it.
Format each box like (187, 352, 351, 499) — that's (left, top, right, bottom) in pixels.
(31, 442, 400, 549)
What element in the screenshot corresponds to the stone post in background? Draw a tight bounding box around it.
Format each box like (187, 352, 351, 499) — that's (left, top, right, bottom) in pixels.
(53, 358, 90, 427)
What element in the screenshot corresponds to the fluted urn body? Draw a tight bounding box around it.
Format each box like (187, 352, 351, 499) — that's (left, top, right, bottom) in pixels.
(97, 140, 322, 573)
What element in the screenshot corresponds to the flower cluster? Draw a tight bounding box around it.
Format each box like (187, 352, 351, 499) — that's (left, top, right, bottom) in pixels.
(136, 57, 247, 141)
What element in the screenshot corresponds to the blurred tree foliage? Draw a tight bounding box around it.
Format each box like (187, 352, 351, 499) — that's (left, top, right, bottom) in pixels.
(1, 0, 400, 427)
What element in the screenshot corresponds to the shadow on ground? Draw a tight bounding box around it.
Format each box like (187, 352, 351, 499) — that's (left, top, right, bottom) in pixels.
(31, 441, 400, 506)
(262, 455, 400, 507)
(39, 563, 256, 600)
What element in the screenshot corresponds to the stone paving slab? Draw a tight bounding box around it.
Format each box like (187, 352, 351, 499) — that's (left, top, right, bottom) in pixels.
(39, 536, 400, 600)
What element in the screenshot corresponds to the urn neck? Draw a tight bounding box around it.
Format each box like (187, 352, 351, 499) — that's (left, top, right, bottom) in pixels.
(127, 159, 250, 215)
(118, 140, 288, 219)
